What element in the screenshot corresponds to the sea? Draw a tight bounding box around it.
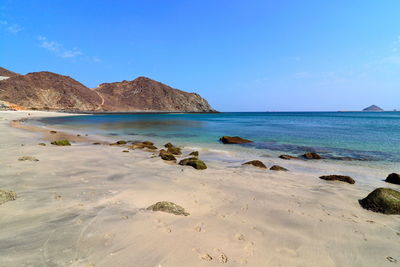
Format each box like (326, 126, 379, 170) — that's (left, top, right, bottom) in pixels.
(29, 112, 400, 167)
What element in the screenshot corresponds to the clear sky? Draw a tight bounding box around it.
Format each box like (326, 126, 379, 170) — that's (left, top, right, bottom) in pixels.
(1, 1, 400, 111)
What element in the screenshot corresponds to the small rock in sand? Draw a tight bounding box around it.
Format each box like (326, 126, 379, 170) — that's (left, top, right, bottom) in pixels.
(179, 157, 207, 170)
(302, 152, 323, 159)
(49, 130, 57, 134)
(319, 175, 355, 184)
(122, 150, 129, 153)
(0, 190, 17, 205)
(270, 165, 288, 171)
(51, 140, 71, 146)
(92, 142, 101, 145)
(359, 188, 400, 214)
(130, 141, 157, 150)
(243, 160, 267, 169)
(147, 201, 190, 216)
(110, 140, 127, 145)
(38, 143, 46, 146)
(385, 173, 400, 185)
(18, 156, 39, 162)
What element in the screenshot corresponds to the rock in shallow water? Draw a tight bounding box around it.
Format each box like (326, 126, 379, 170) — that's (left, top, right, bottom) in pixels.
(0, 190, 17, 205)
(385, 173, 400, 185)
(189, 151, 199, 157)
(279, 154, 299, 160)
(51, 140, 71, 146)
(147, 201, 190, 216)
(303, 152, 323, 159)
(219, 136, 253, 144)
(359, 188, 400, 215)
(179, 157, 207, 170)
(270, 165, 288, 171)
(243, 160, 267, 169)
(319, 175, 355, 184)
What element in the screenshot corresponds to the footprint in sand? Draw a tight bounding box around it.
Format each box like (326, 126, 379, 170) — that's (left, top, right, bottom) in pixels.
(235, 233, 245, 241)
(194, 223, 204, 232)
(213, 249, 229, 263)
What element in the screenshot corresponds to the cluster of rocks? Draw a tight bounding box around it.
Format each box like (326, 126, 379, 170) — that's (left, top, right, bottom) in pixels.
(242, 160, 288, 171)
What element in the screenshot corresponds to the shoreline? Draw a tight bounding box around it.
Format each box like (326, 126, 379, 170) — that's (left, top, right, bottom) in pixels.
(0, 110, 399, 266)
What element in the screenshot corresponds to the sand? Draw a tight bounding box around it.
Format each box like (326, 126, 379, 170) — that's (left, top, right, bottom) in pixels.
(0, 110, 399, 267)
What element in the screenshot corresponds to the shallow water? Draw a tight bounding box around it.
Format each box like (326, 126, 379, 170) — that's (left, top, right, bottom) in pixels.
(31, 112, 400, 163)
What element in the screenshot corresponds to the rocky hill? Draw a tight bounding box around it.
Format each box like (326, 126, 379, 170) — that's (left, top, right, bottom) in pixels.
(96, 76, 214, 112)
(0, 71, 100, 111)
(363, 105, 383, 111)
(0, 67, 215, 112)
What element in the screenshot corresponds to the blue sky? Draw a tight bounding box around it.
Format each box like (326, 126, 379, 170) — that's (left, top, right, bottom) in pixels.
(1, 0, 400, 111)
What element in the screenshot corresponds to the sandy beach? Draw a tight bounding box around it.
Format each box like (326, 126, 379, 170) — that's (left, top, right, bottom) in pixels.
(0, 111, 399, 267)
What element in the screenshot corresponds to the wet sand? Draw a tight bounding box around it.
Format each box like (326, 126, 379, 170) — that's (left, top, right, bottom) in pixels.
(0, 111, 399, 266)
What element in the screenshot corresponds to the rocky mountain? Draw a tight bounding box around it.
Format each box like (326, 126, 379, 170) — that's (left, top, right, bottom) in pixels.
(0, 67, 215, 112)
(96, 77, 214, 112)
(362, 105, 383, 112)
(0, 71, 100, 111)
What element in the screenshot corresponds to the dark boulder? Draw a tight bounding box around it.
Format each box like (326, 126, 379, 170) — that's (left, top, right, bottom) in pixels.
(110, 140, 128, 145)
(189, 151, 199, 157)
(270, 165, 288, 171)
(303, 152, 323, 159)
(319, 175, 355, 184)
(219, 136, 253, 144)
(179, 157, 207, 170)
(147, 201, 190, 216)
(359, 188, 400, 215)
(243, 160, 267, 169)
(385, 173, 400, 185)
(159, 149, 177, 162)
(279, 154, 299, 160)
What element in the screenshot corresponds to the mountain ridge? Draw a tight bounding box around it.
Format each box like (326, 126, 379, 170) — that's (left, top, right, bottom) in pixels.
(0, 67, 216, 112)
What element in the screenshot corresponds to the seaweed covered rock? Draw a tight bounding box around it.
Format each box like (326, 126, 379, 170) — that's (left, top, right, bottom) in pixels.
(385, 173, 400, 185)
(0, 190, 17, 205)
(243, 160, 267, 169)
(159, 149, 177, 161)
(359, 188, 400, 214)
(18, 156, 39, 162)
(51, 140, 71, 146)
(279, 154, 299, 160)
(130, 141, 157, 150)
(219, 136, 253, 144)
(319, 175, 355, 184)
(179, 157, 207, 170)
(189, 151, 199, 157)
(147, 201, 190, 216)
(302, 152, 322, 159)
(164, 143, 182, 155)
(270, 165, 288, 171)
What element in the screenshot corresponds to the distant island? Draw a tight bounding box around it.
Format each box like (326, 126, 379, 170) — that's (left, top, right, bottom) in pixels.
(362, 105, 384, 112)
(0, 67, 216, 113)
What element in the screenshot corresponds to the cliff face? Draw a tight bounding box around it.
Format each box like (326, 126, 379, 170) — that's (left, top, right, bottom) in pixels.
(95, 76, 215, 112)
(0, 67, 215, 112)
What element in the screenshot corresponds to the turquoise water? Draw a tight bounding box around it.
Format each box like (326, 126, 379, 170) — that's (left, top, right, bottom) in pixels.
(33, 112, 400, 162)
